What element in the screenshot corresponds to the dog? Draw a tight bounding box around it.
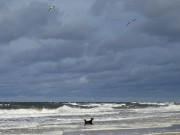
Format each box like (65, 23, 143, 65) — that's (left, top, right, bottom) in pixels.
(84, 118, 94, 125)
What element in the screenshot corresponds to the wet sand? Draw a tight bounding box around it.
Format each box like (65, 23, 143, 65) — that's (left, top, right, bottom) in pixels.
(152, 132, 180, 135)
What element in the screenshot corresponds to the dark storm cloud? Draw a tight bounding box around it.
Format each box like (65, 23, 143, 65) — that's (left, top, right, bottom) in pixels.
(0, 1, 60, 43)
(125, 0, 180, 40)
(0, 0, 97, 44)
(87, 0, 180, 99)
(0, 0, 180, 101)
(90, 0, 180, 40)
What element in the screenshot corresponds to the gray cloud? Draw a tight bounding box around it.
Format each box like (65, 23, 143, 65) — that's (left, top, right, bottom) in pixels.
(0, 1, 7, 9)
(0, 1, 60, 43)
(0, 0, 180, 101)
(125, 0, 180, 40)
(90, 0, 122, 16)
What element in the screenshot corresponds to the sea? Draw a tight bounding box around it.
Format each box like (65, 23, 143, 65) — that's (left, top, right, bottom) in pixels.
(0, 102, 180, 135)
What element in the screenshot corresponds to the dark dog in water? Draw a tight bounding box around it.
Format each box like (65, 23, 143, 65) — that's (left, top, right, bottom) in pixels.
(84, 118, 94, 125)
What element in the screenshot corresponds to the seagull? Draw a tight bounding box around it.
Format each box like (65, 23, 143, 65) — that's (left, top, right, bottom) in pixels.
(126, 19, 136, 26)
(49, 6, 55, 12)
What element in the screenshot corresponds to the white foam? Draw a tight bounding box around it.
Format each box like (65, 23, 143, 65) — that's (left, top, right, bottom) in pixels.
(43, 131, 63, 135)
(1, 103, 180, 120)
(139, 102, 167, 106)
(133, 104, 180, 114)
(0, 104, 118, 119)
(80, 103, 125, 108)
(0, 108, 58, 119)
(67, 102, 79, 106)
(56, 105, 116, 115)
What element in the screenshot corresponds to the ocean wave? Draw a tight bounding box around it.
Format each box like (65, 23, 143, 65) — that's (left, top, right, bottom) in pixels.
(0, 102, 171, 110)
(0, 102, 180, 119)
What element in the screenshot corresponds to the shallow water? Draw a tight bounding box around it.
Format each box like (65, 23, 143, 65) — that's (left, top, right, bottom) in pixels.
(0, 102, 180, 135)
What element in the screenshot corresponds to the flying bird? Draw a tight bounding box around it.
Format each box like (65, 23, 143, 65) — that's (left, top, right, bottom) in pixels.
(126, 19, 136, 26)
(49, 6, 55, 12)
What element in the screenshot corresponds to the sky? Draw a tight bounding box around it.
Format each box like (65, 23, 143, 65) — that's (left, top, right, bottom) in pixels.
(0, 0, 180, 102)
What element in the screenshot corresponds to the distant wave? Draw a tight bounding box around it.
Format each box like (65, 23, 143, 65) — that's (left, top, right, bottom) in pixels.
(0, 102, 177, 110)
(0, 102, 180, 123)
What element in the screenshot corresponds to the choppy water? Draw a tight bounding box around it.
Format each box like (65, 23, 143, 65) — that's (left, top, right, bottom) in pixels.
(0, 102, 180, 135)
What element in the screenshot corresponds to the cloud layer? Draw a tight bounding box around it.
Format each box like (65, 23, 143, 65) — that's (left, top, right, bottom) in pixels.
(0, 0, 180, 102)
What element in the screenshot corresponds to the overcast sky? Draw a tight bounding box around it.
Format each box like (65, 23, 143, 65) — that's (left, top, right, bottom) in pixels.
(0, 0, 180, 102)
